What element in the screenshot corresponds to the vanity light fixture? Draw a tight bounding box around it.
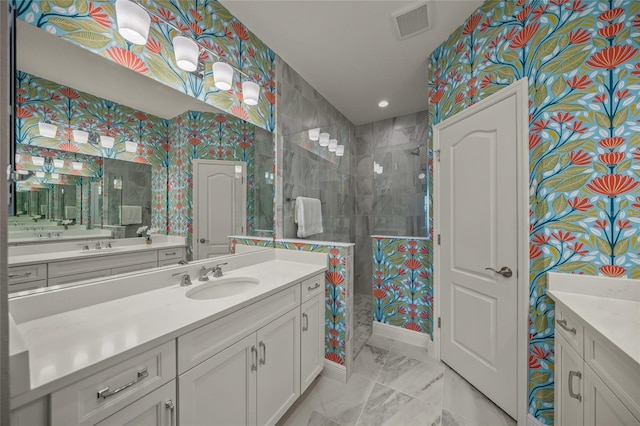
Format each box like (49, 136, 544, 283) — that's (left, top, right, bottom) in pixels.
(72, 161, 83, 171)
(51, 173, 60, 179)
(335, 145, 345, 156)
(35, 171, 45, 178)
(242, 81, 260, 106)
(378, 100, 389, 108)
(115, 0, 151, 45)
(234, 165, 243, 175)
(308, 128, 320, 141)
(212, 62, 234, 90)
(173, 35, 199, 72)
(38, 122, 58, 138)
(124, 141, 138, 153)
(328, 139, 338, 152)
(100, 135, 115, 149)
(31, 156, 45, 166)
(53, 159, 65, 168)
(73, 129, 89, 144)
(319, 133, 330, 147)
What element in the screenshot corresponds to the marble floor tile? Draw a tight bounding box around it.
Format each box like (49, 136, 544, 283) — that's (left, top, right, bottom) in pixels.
(363, 334, 395, 351)
(442, 367, 515, 426)
(353, 324, 373, 360)
(377, 352, 445, 407)
(388, 340, 434, 364)
(352, 343, 389, 380)
(356, 383, 442, 426)
(308, 410, 342, 426)
(441, 409, 475, 426)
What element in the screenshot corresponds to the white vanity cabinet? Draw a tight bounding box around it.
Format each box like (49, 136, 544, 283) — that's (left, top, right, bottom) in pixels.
(300, 274, 325, 393)
(554, 303, 640, 426)
(94, 381, 176, 426)
(8, 263, 47, 292)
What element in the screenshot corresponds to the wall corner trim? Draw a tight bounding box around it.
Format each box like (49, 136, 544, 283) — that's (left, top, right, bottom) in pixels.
(372, 322, 434, 353)
(321, 360, 347, 384)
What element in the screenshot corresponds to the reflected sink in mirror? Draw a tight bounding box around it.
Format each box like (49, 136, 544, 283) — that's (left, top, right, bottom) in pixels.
(77, 247, 127, 254)
(186, 277, 260, 300)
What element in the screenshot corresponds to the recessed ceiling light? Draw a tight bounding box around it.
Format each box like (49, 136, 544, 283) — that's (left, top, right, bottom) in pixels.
(378, 100, 389, 108)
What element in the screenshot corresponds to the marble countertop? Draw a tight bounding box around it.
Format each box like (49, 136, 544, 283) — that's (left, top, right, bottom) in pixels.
(8, 240, 186, 267)
(547, 272, 640, 366)
(11, 256, 326, 405)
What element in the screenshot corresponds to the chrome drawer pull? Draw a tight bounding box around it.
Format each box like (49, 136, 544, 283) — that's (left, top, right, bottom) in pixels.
(97, 367, 149, 399)
(308, 283, 320, 291)
(9, 271, 32, 278)
(568, 370, 582, 401)
(259, 341, 266, 365)
(556, 319, 577, 335)
(251, 346, 258, 371)
(165, 252, 176, 256)
(165, 399, 175, 426)
(302, 313, 309, 331)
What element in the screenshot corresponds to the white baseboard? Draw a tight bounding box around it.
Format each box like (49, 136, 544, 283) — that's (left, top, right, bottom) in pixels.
(372, 322, 435, 354)
(321, 360, 347, 384)
(526, 414, 545, 426)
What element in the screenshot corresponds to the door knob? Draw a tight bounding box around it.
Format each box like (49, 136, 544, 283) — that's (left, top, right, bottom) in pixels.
(199, 238, 209, 244)
(485, 266, 513, 278)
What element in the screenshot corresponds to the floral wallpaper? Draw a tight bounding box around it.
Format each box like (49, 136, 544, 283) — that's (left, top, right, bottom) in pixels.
(275, 241, 353, 367)
(229, 236, 273, 253)
(16, 0, 276, 131)
(428, 0, 640, 423)
(372, 237, 433, 337)
(167, 110, 255, 254)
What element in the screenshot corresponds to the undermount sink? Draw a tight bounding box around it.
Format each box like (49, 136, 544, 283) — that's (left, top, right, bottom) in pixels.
(78, 247, 125, 254)
(186, 277, 260, 300)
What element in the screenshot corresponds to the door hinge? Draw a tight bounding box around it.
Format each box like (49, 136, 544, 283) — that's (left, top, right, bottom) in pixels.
(438, 317, 441, 328)
(437, 234, 441, 245)
(435, 149, 441, 162)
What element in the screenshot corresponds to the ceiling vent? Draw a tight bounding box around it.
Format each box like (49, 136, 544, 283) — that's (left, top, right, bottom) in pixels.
(392, 3, 431, 40)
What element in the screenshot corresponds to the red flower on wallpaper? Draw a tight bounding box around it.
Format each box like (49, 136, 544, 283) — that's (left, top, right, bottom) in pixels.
(329, 257, 340, 267)
(586, 45, 638, 70)
(598, 22, 624, 39)
(57, 143, 80, 152)
(15, 106, 33, 118)
(566, 121, 587, 134)
(616, 89, 630, 99)
(510, 23, 540, 49)
(634, 14, 640, 28)
(530, 245, 542, 259)
(189, 22, 203, 36)
(568, 28, 591, 44)
(531, 233, 551, 245)
(569, 243, 588, 256)
(634, 148, 640, 162)
(531, 119, 549, 133)
(568, 197, 593, 212)
(265, 91, 276, 105)
(133, 156, 149, 164)
(529, 345, 550, 370)
(232, 21, 250, 41)
(567, 75, 591, 90)
(599, 137, 625, 149)
(632, 196, 640, 209)
(231, 106, 249, 121)
(552, 112, 574, 123)
(329, 248, 340, 256)
(599, 152, 625, 166)
(586, 174, 640, 197)
(189, 9, 203, 22)
(567, 0, 586, 12)
(59, 87, 79, 99)
(600, 265, 626, 278)
(552, 230, 575, 242)
(404, 259, 422, 270)
(146, 38, 162, 55)
(598, 7, 624, 22)
(570, 150, 591, 166)
(430, 88, 445, 104)
(325, 353, 343, 365)
(617, 220, 631, 230)
(516, 5, 532, 22)
(326, 272, 344, 286)
(480, 74, 492, 89)
(462, 13, 482, 36)
(106, 47, 149, 74)
(373, 289, 387, 299)
(89, 2, 111, 28)
(404, 322, 422, 332)
(133, 111, 148, 121)
(529, 134, 541, 150)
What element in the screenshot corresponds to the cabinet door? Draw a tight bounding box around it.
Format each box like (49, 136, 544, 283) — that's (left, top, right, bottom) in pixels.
(301, 294, 325, 392)
(96, 381, 176, 426)
(555, 333, 583, 426)
(256, 308, 301, 426)
(584, 364, 640, 426)
(179, 334, 257, 426)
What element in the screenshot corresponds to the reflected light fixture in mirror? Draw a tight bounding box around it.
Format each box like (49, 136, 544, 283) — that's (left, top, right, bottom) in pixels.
(51, 173, 60, 179)
(319, 132, 330, 147)
(336, 145, 345, 156)
(72, 161, 83, 170)
(213, 61, 233, 90)
(31, 156, 45, 166)
(73, 129, 89, 143)
(100, 135, 115, 149)
(115, 0, 150, 45)
(328, 139, 338, 152)
(308, 128, 320, 141)
(124, 141, 138, 153)
(173, 35, 199, 72)
(38, 122, 57, 138)
(35, 171, 45, 178)
(53, 159, 64, 168)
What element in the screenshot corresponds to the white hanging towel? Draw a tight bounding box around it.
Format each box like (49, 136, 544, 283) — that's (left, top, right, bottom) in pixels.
(120, 205, 142, 225)
(64, 206, 76, 219)
(295, 197, 323, 238)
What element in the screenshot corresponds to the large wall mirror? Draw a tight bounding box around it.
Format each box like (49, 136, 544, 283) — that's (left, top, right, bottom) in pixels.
(11, 20, 275, 257)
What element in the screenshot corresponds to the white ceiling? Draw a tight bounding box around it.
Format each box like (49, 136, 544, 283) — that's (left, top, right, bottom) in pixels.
(219, 0, 483, 126)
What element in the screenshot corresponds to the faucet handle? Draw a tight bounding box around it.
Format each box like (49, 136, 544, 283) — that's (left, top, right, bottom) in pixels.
(172, 271, 192, 286)
(213, 263, 228, 278)
(78, 243, 89, 251)
(199, 266, 210, 281)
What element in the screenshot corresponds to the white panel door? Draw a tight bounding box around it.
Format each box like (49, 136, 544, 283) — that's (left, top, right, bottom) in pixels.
(179, 334, 257, 426)
(193, 160, 246, 259)
(256, 309, 300, 426)
(438, 93, 518, 418)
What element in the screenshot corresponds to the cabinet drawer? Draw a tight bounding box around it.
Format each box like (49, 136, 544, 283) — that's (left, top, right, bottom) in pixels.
(48, 251, 158, 278)
(178, 284, 300, 374)
(47, 268, 111, 287)
(301, 273, 324, 303)
(585, 331, 640, 421)
(158, 258, 184, 267)
(555, 304, 583, 356)
(112, 262, 158, 275)
(95, 380, 176, 426)
(8, 263, 46, 284)
(51, 340, 176, 426)
(9, 279, 47, 293)
(158, 247, 185, 261)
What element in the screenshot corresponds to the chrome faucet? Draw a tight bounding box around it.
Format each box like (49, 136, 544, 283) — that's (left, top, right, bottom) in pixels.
(78, 243, 89, 251)
(172, 271, 192, 286)
(95, 241, 102, 250)
(199, 263, 228, 281)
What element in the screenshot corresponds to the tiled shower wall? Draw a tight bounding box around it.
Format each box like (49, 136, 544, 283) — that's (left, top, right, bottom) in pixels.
(275, 58, 356, 243)
(353, 112, 429, 295)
